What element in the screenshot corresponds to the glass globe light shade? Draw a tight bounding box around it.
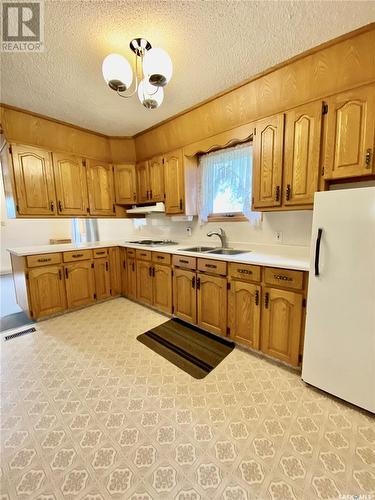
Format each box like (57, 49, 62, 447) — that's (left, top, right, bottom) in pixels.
(143, 47, 172, 87)
(102, 53, 133, 92)
(137, 78, 164, 109)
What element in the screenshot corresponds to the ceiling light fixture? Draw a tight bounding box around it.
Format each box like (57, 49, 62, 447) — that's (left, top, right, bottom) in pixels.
(102, 38, 172, 109)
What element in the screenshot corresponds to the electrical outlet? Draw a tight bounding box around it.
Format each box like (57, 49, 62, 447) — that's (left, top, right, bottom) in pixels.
(186, 227, 192, 237)
(274, 231, 283, 243)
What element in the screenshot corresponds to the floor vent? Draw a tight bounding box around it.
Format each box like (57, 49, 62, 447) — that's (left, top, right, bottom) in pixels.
(4, 327, 36, 342)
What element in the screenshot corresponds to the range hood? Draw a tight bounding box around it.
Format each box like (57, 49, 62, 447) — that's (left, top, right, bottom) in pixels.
(126, 202, 165, 214)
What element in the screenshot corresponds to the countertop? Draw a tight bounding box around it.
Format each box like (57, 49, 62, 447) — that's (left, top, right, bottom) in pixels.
(8, 240, 310, 271)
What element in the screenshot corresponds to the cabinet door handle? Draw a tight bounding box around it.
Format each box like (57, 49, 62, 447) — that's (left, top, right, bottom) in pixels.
(179, 198, 183, 210)
(65, 268, 69, 279)
(314, 228, 323, 276)
(150, 189, 153, 199)
(275, 186, 280, 202)
(123, 260, 126, 269)
(132, 262, 135, 272)
(148, 266, 152, 277)
(365, 148, 372, 168)
(146, 190, 150, 199)
(255, 290, 259, 305)
(285, 184, 291, 201)
(196, 277, 201, 290)
(58, 269, 62, 280)
(264, 292, 269, 309)
(105, 261, 109, 271)
(152, 267, 155, 277)
(192, 276, 196, 289)
(133, 193, 136, 201)
(50, 201, 54, 212)
(58, 200, 63, 212)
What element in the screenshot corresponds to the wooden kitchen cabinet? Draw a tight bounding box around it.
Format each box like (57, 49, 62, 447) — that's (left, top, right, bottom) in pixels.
(283, 101, 322, 206)
(53, 152, 89, 215)
(197, 272, 227, 337)
(261, 287, 303, 366)
(114, 164, 137, 204)
(173, 268, 197, 324)
(11, 144, 56, 216)
(109, 247, 122, 296)
(252, 113, 284, 209)
(94, 257, 111, 300)
(153, 264, 172, 314)
(164, 149, 185, 214)
(228, 280, 261, 349)
(136, 160, 150, 203)
(28, 265, 66, 318)
(64, 260, 95, 309)
(86, 159, 115, 216)
(324, 85, 375, 179)
(126, 258, 137, 299)
(149, 155, 165, 202)
(136, 260, 153, 305)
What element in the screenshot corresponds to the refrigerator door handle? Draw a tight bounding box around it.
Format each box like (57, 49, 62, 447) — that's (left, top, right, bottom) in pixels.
(314, 228, 323, 276)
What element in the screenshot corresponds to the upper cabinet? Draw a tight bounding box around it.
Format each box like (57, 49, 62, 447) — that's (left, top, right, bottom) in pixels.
(114, 164, 137, 204)
(136, 160, 150, 203)
(252, 114, 284, 209)
(53, 153, 89, 215)
(283, 101, 322, 206)
(11, 144, 57, 216)
(149, 155, 165, 202)
(86, 159, 115, 216)
(164, 149, 185, 214)
(324, 85, 375, 179)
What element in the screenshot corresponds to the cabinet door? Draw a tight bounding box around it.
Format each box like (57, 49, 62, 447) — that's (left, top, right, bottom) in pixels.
(149, 156, 165, 202)
(153, 264, 172, 314)
(87, 160, 115, 216)
(197, 273, 227, 336)
(136, 161, 150, 203)
(261, 287, 302, 366)
(173, 268, 196, 324)
(164, 149, 185, 214)
(120, 249, 127, 295)
(94, 258, 111, 300)
(253, 114, 284, 209)
(53, 153, 89, 216)
(228, 280, 260, 349)
(65, 261, 95, 309)
(11, 144, 56, 215)
(136, 260, 153, 305)
(28, 266, 66, 318)
(284, 102, 322, 206)
(114, 164, 137, 204)
(126, 258, 137, 300)
(325, 85, 375, 179)
(109, 247, 122, 296)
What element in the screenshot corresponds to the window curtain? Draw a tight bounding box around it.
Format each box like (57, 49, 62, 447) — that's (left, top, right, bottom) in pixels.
(71, 219, 99, 243)
(197, 142, 261, 225)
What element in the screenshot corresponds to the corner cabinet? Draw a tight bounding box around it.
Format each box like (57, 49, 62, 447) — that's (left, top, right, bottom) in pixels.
(28, 266, 66, 318)
(324, 85, 375, 179)
(164, 149, 185, 213)
(10, 144, 57, 216)
(114, 164, 137, 204)
(86, 159, 115, 216)
(53, 153, 89, 215)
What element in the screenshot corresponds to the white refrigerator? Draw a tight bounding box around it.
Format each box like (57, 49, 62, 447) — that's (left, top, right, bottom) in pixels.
(302, 187, 375, 413)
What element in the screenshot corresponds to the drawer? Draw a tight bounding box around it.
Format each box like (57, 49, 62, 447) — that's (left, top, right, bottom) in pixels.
(27, 252, 62, 268)
(152, 252, 171, 265)
(264, 267, 304, 290)
(229, 262, 261, 282)
(126, 248, 136, 258)
(172, 254, 197, 270)
(63, 249, 93, 262)
(136, 249, 151, 261)
(198, 258, 227, 276)
(93, 248, 108, 258)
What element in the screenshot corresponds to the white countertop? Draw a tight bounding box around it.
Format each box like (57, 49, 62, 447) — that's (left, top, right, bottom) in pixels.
(8, 240, 310, 271)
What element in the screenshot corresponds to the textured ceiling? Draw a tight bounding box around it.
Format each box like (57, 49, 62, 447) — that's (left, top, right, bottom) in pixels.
(1, 1, 375, 136)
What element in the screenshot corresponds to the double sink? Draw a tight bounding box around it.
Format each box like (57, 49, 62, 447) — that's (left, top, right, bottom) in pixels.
(179, 246, 250, 256)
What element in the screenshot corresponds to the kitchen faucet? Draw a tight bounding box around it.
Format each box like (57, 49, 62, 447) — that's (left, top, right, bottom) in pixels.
(207, 227, 228, 248)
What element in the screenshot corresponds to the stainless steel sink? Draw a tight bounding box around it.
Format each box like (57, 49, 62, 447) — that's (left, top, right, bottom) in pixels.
(179, 246, 216, 252)
(207, 248, 251, 255)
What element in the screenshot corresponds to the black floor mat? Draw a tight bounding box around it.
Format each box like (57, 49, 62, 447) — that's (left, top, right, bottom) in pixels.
(138, 319, 234, 379)
(0, 312, 35, 332)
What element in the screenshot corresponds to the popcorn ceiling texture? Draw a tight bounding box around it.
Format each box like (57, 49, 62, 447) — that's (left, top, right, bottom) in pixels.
(1, 1, 375, 135)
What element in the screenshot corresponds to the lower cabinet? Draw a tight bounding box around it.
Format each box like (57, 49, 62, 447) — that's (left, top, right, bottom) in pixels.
(173, 268, 197, 324)
(64, 260, 95, 309)
(126, 258, 137, 299)
(136, 260, 153, 305)
(261, 287, 303, 366)
(109, 247, 122, 296)
(94, 257, 111, 300)
(197, 272, 227, 337)
(153, 264, 172, 314)
(228, 280, 261, 349)
(28, 265, 66, 319)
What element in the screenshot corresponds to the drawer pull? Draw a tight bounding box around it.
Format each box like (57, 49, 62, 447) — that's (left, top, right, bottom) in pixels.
(96, 251, 105, 255)
(140, 253, 147, 257)
(273, 274, 292, 282)
(157, 256, 164, 260)
(179, 259, 189, 264)
(238, 268, 252, 275)
(37, 257, 51, 263)
(205, 264, 217, 269)
(72, 253, 84, 258)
